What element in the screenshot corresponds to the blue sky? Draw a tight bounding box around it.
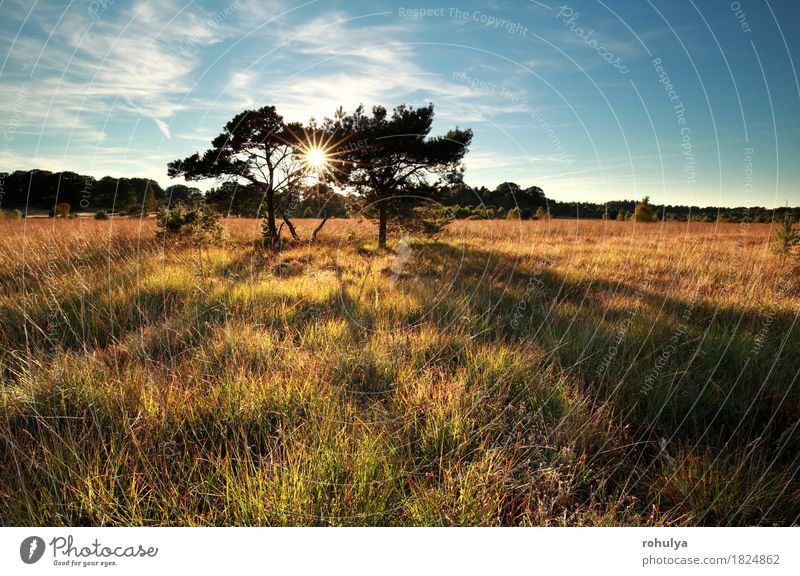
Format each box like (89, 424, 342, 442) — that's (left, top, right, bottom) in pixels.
(1, 0, 799, 207)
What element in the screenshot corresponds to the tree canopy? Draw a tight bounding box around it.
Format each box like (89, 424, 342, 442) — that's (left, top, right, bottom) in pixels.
(326, 103, 473, 248)
(167, 106, 306, 245)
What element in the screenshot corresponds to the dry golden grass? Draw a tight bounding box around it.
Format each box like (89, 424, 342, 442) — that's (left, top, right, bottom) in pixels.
(0, 216, 797, 525)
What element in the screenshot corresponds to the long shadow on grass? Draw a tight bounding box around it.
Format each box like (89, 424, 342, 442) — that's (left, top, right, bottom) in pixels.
(398, 241, 800, 524)
(390, 241, 799, 464)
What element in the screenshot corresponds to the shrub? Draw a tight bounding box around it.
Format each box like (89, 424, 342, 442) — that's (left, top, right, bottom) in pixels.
(387, 204, 455, 239)
(1, 209, 23, 219)
(507, 207, 521, 220)
(413, 205, 454, 237)
(535, 206, 549, 220)
(125, 207, 150, 218)
(634, 196, 657, 222)
(55, 202, 71, 218)
(156, 202, 224, 244)
(771, 215, 798, 257)
(94, 210, 109, 220)
(454, 205, 475, 219)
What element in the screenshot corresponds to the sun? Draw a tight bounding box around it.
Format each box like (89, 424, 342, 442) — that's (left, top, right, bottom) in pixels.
(291, 126, 348, 182)
(304, 147, 328, 171)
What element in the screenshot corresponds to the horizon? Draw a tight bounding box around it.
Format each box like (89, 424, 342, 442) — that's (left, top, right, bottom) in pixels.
(2, 165, 799, 212)
(2, 1, 799, 209)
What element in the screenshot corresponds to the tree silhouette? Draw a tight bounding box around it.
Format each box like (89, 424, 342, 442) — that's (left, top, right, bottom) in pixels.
(205, 181, 262, 217)
(331, 103, 472, 249)
(164, 184, 201, 205)
(634, 196, 658, 222)
(167, 106, 304, 246)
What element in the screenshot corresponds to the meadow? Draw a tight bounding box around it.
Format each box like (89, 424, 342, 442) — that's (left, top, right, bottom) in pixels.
(0, 216, 797, 526)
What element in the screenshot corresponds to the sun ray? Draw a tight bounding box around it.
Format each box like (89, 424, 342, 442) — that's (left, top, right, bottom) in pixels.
(283, 121, 358, 189)
(304, 147, 327, 171)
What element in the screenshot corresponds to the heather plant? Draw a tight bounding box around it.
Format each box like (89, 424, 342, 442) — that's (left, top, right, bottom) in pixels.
(156, 202, 224, 244)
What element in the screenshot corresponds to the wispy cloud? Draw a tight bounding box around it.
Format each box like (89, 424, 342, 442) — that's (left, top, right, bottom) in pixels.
(1, 0, 245, 145)
(220, 11, 512, 123)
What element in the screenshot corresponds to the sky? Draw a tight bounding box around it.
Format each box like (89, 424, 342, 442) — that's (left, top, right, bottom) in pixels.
(1, 0, 799, 208)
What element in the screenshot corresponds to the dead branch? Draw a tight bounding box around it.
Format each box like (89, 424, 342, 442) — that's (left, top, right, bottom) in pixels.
(311, 214, 329, 243)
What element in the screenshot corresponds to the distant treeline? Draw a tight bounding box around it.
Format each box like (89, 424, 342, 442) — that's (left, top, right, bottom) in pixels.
(0, 169, 169, 214)
(440, 182, 800, 223)
(1, 169, 797, 222)
(0, 169, 349, 218)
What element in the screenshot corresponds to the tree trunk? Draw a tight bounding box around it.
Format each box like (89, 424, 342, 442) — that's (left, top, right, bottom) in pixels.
(282, 214, 300, 241)
(378, 202, 388, 250)
(311, 214, 329, 243)
(264, 189, 279, 246)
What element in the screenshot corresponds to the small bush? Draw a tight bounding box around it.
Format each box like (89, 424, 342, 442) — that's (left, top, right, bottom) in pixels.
(507, 207, 521, 220)
(156, 202, 224, 244)
(397, 205, 454, 239)
(94, 210, 109, 220)
(55, 202, 71, 218)
(536, 206, 549, 220)
(771, 215, 799, 257)
(125, 207, 149, 218)
(634, 196, 657, 222)
(453, 205, 474, 219)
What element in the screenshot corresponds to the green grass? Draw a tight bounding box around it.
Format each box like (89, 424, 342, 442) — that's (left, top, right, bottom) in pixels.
(0, 217, 798, 525)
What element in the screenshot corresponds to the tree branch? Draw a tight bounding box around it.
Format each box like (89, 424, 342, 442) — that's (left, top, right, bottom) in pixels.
(311, 214, 329, 242)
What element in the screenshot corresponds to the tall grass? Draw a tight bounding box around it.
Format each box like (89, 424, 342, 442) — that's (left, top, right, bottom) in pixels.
(0, 216, 797, 525)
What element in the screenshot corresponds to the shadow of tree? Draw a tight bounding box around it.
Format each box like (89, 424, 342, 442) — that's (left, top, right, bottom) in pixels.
(384, 241, 799, 460)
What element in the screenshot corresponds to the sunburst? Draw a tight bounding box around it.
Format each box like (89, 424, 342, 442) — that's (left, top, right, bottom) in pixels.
(304, 147, 328, 171)
(288, 122, 356, 185)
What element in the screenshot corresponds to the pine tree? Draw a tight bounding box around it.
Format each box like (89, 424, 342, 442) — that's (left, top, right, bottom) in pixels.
(634, 196, 657, 222)
(771, 215, 799, 257)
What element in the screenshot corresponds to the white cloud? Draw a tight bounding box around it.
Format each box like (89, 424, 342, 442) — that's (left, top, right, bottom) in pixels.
(0, 0, 247, 146)
(221, 11, 522, 124)
(153, 118, 172, 139)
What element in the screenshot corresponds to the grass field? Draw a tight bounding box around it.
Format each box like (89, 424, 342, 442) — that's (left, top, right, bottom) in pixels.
(0, 217, 798, 526)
